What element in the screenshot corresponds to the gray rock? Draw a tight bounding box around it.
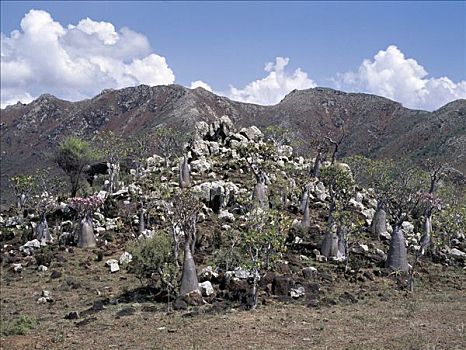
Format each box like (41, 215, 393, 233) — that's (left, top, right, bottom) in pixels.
(190, 157, 211, 173)
(218, 210, 235, 222)
(240, 126, 263, 142)
(302, 267, 318, 279)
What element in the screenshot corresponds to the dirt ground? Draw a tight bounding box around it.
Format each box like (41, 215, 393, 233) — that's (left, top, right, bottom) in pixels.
(1, 248, 465, 350)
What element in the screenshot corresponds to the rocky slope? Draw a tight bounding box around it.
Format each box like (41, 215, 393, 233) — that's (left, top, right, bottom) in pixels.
(1, 85, 465, 204)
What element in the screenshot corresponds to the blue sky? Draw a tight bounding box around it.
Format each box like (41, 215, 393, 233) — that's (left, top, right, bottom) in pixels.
(1, 1, 465, 110)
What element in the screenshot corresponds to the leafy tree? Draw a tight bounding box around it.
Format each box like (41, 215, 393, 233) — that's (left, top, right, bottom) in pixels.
(127, 231, 179, 298)
(10, 174, 35, 213)
(55, 136, 99, 197)
(93, 131, 129, 193)
(242, 208, 289, 309)
(152, 127, 188, 167)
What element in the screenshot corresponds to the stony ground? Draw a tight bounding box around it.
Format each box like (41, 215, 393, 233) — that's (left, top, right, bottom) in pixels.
(1, 247, 465, 350)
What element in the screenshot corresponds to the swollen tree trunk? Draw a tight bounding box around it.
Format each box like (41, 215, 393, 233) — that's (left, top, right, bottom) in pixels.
(179, 156, 191, 189)
(301, 197, 311, 228)
(321, 225, 339, 259)
(77, 216, 97, 248)
(419, 211, 432, 255)
(299, 185, 310, 213)
(337, 226, 347, 260)
(385, 225, 409, 272)
(253, 179, 268, 209)
(138, 200, 145, 235)
(108, 162, 120, 193)
(370, 205, 387, 238)
(179, 236, 200, 296)
(36, 213, 52, 244)
(311, 151, 322, 178)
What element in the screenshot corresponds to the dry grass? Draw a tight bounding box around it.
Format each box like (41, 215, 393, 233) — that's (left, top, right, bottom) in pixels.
(1, 248, 465, 350)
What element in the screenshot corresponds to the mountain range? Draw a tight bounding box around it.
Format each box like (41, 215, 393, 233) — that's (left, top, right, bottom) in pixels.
(1, 84, 465, 205)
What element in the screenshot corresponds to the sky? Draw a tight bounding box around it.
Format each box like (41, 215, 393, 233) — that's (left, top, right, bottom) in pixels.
(1, 1, 465, 110)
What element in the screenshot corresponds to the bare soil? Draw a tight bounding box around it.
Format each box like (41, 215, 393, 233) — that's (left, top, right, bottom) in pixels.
(1, 247, 465, 350)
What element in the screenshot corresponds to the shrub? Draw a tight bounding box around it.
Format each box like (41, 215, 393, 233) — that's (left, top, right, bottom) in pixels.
(1, 315, 37, 336)
(35, 246, 55, 267)
(127, 232, 178, 295)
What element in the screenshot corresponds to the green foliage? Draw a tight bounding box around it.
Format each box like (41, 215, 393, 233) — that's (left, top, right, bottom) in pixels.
(263, 125, 290, 146)
(1, 315, 37, 336)
(434, 200, 466, 247)
(127, 232, 179, 294)
(212, 229, 245, 271)
(35, 245, 55, 267)
(345, 156, 429, 223)
(242, 209, 290, 271)
(93, 131, 128, 163)
(55, 136, 99, 197)
(320, 164, 355, 203)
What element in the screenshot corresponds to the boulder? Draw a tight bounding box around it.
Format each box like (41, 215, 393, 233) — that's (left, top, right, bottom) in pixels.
(119, 252, 133, 265)
(272, 276, 293, 296)
(190, 158, 211, 173)
(302, 267, 318, 279)
(277, 145, 293, 158)
(240, 126, 263, 142)
(198, 281, 215, 297)
(199, 266, 219, 282)
(290, 286, 306, 299)
(450, 248, 466, 258)
(218, 210, 235, 223)
(106, 259, 120, 273)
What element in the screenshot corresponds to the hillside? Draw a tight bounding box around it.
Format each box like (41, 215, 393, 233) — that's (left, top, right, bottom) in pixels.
(1, 117, 464, 349)
(1, 85, 465, 204)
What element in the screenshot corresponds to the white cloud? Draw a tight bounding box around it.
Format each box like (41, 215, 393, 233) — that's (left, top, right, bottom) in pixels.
(227, 57, 316, 105)
(190, 80, 213, 92)
(1, 9, 175, 108)
(336, 45, 466, 111)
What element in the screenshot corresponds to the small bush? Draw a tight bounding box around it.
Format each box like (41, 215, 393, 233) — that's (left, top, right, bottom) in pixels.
(1, 315, 37, 336)
(127, 232, 178, 294)
(35, 246, 55, 267)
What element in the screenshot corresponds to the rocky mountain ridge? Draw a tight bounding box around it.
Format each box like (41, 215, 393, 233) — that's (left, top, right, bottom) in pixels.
(1, 84, 465, 204)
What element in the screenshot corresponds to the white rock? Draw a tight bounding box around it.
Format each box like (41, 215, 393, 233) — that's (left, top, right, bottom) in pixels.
(37, 297, 48, 304)
(349, 198, 365, 212)
(402, 221, 415, 233)
(12, 263, 22, 273)
(450, 248, 466, 258)
(198, 281, 215, 297)
(38, 265, 48, 272)
(240, 126, 263, 142)
(190, 158, 211, 173)
(119, 252, 133, 265)
(352, 244, 369, 254)
(290, 287, 306, 298)
(106, 259, 120, 273)
(218, 210, 235, 222)
(277, 145, 293, 158)
(200, 266, 219, 281)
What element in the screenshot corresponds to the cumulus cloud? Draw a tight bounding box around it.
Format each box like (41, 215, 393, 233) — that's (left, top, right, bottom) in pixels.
(227, 57, 316, 105)
(1, 9, 175, 108)
(190, 80, 213, 92)
(336, 45, 466, 111)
